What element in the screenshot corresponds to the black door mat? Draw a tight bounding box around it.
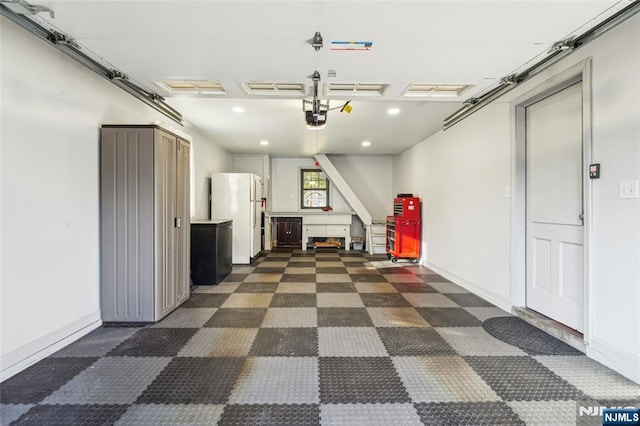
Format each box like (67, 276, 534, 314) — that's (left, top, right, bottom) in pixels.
(483, 316, 583, 355)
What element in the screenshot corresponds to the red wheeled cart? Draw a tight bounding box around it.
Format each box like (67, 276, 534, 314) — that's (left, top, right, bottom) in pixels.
(386, 196, 421, 263)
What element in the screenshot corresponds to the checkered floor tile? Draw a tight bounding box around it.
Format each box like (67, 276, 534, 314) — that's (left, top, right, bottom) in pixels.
(1, 249, 638, 425)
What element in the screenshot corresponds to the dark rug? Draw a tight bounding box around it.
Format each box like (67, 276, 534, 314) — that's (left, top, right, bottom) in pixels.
(483, 316, 583, 355)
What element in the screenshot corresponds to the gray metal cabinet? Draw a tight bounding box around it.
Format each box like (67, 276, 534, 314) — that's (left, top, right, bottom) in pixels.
(100, 125, 190, 322)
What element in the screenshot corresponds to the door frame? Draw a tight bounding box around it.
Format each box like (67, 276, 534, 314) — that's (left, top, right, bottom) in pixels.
(511, 59, 593, 343)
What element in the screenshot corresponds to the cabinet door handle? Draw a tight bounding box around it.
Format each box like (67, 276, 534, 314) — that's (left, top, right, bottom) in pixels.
(175, 217, 181, 228)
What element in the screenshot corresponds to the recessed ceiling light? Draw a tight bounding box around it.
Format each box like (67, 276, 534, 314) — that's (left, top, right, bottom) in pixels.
(361, 141, 371, 147)
(387, 108, 400, 115)
(232, 106, 245, 113)
(260, 140, 269, 145)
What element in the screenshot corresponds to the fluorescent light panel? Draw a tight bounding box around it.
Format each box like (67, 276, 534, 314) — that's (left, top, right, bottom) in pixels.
(403, 83, 472, 98)
(155, 80, 226, 95)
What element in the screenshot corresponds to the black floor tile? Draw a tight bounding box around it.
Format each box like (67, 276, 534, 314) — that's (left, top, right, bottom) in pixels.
(414, 402, 525, 426)
(182, 293, 230, 308)
(270, 293, 317, 307)
(0, 357, 97, 404)
(315, 257, 341, 262)
(235, 283, 278, 293)
(465, 356, 588, 401)
(377, 267, 414, 274)
(291, 253, 316, 257)
(360, 293, 411, 307)
(417, 307, 483, 327)
(340, 252, 366, 257)
(319, 357, 410, 403)
(341, 262, 367, 268)
(249, 328, 318, 356)
(417, 273, 451, 282)
(12, 404, 129, 426)
(136, 357, 244, 404)
(317, 308, 374, 327)
(287, 261, 316, 267)
(281, 274, 316, 282)
(391, 283, 437, 293)
(377, 328, 457, 356)
(252, 267, 286, 274)
(445, 293, 494, 307)
(219, 404, 320, 425)
(204, 308, 267, 328)
(316, 267, 348, 274)
(349, 274, 388, 282)
(224, 273, 249, 282)
(316, 282, 357, 293)
(107, 328, 197, 357)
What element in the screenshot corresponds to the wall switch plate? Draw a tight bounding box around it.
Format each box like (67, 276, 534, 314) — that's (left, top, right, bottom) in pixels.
(619, 180, 639, 199)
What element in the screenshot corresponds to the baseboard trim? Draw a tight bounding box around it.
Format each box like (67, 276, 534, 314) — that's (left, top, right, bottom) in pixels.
(424, 262, 512, 313)
(0, 311, 102, 382)
(587, 337, 640, 384)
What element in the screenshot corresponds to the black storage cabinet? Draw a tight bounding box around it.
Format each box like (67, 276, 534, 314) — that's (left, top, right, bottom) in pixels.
(190, 220, 233, 285)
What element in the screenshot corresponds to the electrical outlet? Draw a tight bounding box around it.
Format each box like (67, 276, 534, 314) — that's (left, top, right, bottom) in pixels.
(619, 180, 639, 199)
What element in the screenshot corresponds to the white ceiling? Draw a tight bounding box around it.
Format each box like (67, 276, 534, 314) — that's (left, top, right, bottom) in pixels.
(34, 0, 618, 155)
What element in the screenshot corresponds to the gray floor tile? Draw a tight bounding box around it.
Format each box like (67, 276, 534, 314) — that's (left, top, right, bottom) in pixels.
(316, 267, 348, 274)
(402, 293, 459, 308)
(262, 308, 317, 328)
(354, 282, 398, 293)
(276, 282, 316, 293)
(464, 306, 512, 321)
(317, 274, 352, 283)
(192, 282, 239, 293)
(44, 356, 171, 404)
(393, 356, 500, 402)
(151, 308, 216, 328)
(414, 401, 525, 425)
(350, 273, 388, 282)
(507, 400, 579, 426)
(465, 356, 588, 401)
(219, 404, 320, 425)
(229, 357, 319, 404)
(317, 293, 364, 308)
(281, 273, 316, 282)
(245, 273, 282, 283)
(319, 357, 409, 403)
(249, 328, 318, 356)
(318, 327, 388, 357)
(534, 355, 640, 400)
(52, 327, 140, 357)
(285, 267, 317, 274)
(320, 403, 423, 426)
(116, 404, 225, 425)
(137, 357, 244, 404)
(221, 293, 273, 308)
(378, 328, 456, 356)
(383, 274, 425, 283)
(204, 308, 267, 327)
(317, 308, 374, 327)
(223, 273, 249, 282)
(0, 404, 33, 426)
(436, 327, 527, 356)
(391, 282, 437, 293)
(179, 328, 258, 357)
(367, 308, 429, 328)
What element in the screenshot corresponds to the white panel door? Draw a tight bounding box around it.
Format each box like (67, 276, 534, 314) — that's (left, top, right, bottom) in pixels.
(526, 82, 584, 332)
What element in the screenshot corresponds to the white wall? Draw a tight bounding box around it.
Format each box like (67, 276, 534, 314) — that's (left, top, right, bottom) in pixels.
(394, 15, 640, 382)
(0, 17, 229, 380)
(328, 155, 393, 221)
(270, 157, 350, 213)
(191, 136, 233, 220)
(393, 104, 512, 308)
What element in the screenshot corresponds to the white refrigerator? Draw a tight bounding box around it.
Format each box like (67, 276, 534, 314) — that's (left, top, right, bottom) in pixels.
(211, 173, 262, 264)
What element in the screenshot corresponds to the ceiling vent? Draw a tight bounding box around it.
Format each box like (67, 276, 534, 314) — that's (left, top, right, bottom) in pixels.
(403, 83, 472, 98)
(241, 82, 306, 96)
(326, 82, 388, 97)
(154, 80, 226, 95)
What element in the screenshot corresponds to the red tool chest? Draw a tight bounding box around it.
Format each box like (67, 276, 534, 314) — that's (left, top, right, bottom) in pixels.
(386, 196, 421, 263)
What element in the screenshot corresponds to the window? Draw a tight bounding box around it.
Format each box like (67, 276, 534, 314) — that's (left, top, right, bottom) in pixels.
(301, 169, 329, 209)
